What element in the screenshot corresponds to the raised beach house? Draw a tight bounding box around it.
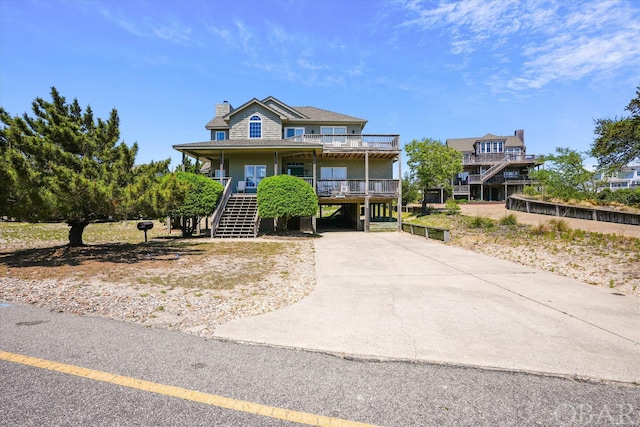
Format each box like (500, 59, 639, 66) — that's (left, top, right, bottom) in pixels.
(172, 97, 401, 237)
(446, 130, 542, 201)
(595, 161, 640, 191)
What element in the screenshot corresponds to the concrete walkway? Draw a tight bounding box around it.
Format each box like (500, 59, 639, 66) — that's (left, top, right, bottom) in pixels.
(214, 231, 640, 383)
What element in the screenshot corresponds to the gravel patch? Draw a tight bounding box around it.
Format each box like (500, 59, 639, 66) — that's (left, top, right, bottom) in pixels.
(0, 237, 315, 338)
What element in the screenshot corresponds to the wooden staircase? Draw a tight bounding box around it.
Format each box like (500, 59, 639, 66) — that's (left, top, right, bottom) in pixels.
(213, 194, 259, 238)
(480, 156, 510, 183)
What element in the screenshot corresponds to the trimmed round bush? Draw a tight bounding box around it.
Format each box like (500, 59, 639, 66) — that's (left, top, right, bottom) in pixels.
(257, 175, 318, 231)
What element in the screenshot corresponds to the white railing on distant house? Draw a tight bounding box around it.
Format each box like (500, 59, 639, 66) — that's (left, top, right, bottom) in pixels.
(463, 154, 538, 165)
(287, 134, 400, 150)
(315, 179, 399, 196)
(453, 185, 470, 194)
(465, 175, 534, 185)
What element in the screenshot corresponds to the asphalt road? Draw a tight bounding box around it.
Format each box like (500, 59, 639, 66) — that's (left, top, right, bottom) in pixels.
(1, 303, 638, 426)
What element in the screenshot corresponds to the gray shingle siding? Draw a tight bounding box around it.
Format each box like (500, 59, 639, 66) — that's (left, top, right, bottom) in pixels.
(229, 105, 282, 140)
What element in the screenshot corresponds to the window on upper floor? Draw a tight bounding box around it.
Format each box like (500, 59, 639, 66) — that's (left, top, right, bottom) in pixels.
(320, 167, 347, 180)
(285, 127, 305, 139)
(215, 131, 226, 141)
(249, 115, 262, 138)
(478, 141, 504, 153)
(321, 126, 346, 144)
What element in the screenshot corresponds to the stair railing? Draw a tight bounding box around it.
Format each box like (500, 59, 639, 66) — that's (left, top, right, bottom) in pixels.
(252, 211, 260, 238)
(480, 156, 510, 183)
(210, 178, 233, 237)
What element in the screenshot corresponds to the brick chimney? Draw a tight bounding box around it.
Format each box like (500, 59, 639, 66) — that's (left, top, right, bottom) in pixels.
(514, 129, 524, 143)
(215, 101, 233, 117)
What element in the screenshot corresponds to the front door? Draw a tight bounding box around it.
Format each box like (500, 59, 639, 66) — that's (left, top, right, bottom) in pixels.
(245, 165, 266, 191)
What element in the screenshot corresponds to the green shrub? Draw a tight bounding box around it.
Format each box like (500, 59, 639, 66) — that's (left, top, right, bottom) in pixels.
(548, 218, 571, 232)
(523, 186, 538, 197)
(157, 172, 223, 236)
(530, 221, 551, 235)
(498, 213, 519, 226)
(257, 175, 318, 231)
(445, 198, 461, 215)
(466, 215, 495, 229)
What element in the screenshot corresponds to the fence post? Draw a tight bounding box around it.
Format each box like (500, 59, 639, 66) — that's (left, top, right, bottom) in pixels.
(443, 230, 450, 243)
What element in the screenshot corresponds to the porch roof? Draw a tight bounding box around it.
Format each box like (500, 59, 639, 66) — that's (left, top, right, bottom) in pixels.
(173, 139, 323, 150)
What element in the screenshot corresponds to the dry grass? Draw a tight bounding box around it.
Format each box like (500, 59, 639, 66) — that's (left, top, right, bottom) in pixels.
(403, 212, 640, 295)
(0, 221, 303, 290)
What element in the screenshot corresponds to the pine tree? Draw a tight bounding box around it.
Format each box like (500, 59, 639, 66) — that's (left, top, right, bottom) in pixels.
(0, 87, 169, 246)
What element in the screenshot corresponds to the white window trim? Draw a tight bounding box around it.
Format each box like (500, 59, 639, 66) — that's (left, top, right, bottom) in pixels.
(244, 164, 266, 188)
(320, 167, 347, 180)
(215, 131, 226, 141)
(248, 115, 262, 139)
(284, 127, 305, 138)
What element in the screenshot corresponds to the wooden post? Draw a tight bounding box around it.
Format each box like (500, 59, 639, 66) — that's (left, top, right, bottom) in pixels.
(397, 151, 402, 232)
(365, 151, 370, 232)
(210, 213, 215, 238)
(166, 216, 171, 235)
(274, 151, 278, 176)
(312, 151, 317, 233)
(219, 151, 224, 181)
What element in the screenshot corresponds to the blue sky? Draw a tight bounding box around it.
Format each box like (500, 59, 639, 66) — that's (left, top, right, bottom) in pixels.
(1, 0, 639, 171)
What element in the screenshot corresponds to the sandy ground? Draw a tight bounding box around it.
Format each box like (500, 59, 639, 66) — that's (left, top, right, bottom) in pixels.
(457, 203, 640, 238)
(429, 202, 640, 296)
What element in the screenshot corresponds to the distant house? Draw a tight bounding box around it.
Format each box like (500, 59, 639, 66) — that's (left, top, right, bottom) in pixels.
(446, 130, 542, 201)
(595, 161, 640, 191)
(173, 97, 401, 237)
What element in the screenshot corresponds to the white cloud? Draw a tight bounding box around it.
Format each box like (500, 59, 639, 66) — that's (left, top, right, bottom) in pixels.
(396, 0, 640, 92)
(100, 6, 192, 45)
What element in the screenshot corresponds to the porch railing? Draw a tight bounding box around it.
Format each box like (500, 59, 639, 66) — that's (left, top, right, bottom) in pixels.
(209, 177, 231, 187)
(315, 179, 399, 196)
(463, 154, 539, 165)
(287, 134, 400, 150)
(467, 175, 534, 185)
(453, 185, 470, 194)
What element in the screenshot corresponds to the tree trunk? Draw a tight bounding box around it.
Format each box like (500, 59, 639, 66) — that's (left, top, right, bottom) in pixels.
(421, 193, 429, 215)
(276, 215, 290, 232)
(68, 220, 89, 247)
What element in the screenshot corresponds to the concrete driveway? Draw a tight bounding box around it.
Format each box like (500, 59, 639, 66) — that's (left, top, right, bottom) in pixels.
(214, 231, 640, 383)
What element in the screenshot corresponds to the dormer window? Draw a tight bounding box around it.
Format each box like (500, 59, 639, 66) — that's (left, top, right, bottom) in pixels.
(249, 115, 262, 138)
(215, 131, 226, 141)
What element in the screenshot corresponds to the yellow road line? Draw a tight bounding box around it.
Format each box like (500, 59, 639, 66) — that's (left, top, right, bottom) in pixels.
(0, 350, 378, 427)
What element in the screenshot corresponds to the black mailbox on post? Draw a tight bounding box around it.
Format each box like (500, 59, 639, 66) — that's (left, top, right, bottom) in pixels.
(137, 221, 154, 242)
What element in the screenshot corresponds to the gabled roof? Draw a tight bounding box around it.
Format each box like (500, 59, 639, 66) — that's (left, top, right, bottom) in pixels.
(446, 133, 525, 152)
(205, 116, 228, 129)
(226, 98, 285, 120)
(204, 97, 367, 130)
(262, 96, 308, 119)
(292, 106, 366, 124)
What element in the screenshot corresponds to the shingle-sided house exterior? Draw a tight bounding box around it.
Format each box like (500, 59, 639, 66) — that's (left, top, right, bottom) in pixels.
(594, 161, 640, 191)
(173, 97, 401, 237)
(446, 130, 541, 201)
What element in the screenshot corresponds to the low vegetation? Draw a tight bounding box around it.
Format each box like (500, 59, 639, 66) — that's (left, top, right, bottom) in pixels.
(403, 210, 640, 295)
(0, 221, 306, 290)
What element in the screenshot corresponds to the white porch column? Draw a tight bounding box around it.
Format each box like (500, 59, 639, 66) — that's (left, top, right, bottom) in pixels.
(364, 151, 370, 232)
(397, 152, 402, 232)
(274, 151, 278, 176)
(219, 151, 224, 181)
(312, 151, 317, 233)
